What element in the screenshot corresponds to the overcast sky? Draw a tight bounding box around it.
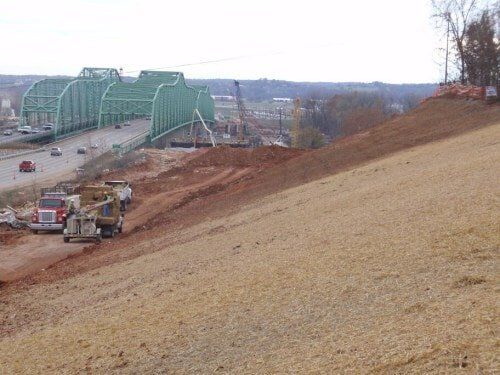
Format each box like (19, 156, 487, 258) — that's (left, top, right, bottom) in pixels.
(1, 0, 444, 83)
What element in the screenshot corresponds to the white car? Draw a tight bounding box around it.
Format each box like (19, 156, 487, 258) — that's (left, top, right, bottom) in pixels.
(50, 147, 63, 156)
(3, 129, 13, 136)
(19, 126, 32, 134)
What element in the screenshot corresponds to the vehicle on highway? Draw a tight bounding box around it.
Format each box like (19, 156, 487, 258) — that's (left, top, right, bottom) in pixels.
(3, 129, 13, 136)
(19, 126, 32, 134)
(91, 143, 99, 149)
(31, 128, 41, 133)
(30, 193, 80, 234)
(124, 121, 131, 126)
(115, 124, 122, 129)
(50, 147, 63, 156)
(19, 160, 36, 172)
(42, 123, 54, 131)
(77, 146, 87, 154)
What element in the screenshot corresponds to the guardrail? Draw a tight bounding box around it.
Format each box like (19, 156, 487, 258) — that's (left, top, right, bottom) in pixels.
(112, 131, 150, 155)
(4, 131, 54, 144)
(0, 147, 46, 162)
(0, 130, 150, 162)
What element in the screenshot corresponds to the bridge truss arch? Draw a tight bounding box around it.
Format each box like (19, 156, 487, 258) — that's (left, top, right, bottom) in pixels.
(20, 67, 121, 138)
(98, 71, 214, 141)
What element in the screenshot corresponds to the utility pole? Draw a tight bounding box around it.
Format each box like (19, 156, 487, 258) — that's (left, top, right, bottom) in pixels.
(444, 13, 450, 84)
(278, 107, 283, 136)
(291, 98, 301, 148)
(234, 80, 247, 142)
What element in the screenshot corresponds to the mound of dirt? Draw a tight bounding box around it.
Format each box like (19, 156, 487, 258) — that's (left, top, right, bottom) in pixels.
(186, 145, 305, 168)
(228, 98, 500, 199)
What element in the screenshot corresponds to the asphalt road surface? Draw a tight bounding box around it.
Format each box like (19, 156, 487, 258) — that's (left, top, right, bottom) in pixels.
(0, 120, 150, 191)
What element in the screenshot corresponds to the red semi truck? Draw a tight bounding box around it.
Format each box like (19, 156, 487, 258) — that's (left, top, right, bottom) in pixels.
(30, 193, 80, 234)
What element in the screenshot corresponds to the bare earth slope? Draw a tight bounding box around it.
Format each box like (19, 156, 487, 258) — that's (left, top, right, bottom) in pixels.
(2, 99, 497, 287)
(0, 119, 498, 372)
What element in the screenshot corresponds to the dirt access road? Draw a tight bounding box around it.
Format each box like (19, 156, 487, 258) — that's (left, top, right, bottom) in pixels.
(0, 148, 259, 282)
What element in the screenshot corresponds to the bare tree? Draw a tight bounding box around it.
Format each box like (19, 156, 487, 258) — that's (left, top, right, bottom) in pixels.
(432, 0, 479, 84)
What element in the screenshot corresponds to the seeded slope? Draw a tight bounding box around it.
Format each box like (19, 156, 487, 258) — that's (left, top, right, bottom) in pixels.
(0, 119, 498, 373)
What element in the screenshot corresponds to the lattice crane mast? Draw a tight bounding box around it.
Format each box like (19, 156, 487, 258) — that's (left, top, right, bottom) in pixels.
(234, 80, 248, 142)
(291, 97, 301, 148)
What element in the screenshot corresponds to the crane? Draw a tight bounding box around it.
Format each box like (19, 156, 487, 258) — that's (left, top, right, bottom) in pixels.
(291, 97, 301, 148)
(234, 80, 247, 142)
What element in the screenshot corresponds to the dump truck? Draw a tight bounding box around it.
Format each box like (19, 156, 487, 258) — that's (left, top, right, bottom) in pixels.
(31, 192, 80, 234)
(63, 185, 124, 243)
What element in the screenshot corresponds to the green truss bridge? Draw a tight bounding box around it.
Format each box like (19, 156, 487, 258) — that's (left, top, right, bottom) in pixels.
(99, 70, 214, 141)
(19, 67, 215, 147)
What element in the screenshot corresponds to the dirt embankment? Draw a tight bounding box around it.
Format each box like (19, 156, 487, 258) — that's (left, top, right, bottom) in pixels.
(0, 102, 498, 373)
(1, 98, 498, 288)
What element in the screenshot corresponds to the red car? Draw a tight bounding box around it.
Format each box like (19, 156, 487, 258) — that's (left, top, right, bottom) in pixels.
(19, 160, 36, 172)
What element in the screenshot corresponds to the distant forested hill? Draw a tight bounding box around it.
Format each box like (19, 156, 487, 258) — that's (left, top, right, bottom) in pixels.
(186, 78, 437, 102)
(1, 74, 437, 114)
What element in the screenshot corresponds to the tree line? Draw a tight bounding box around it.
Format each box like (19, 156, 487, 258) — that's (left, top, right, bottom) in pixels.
(432, 0, 499, 86)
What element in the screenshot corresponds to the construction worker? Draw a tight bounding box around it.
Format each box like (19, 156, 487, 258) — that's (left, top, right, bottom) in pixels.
(102, 191, 111, 217)
(67, 200, 76, 215)
(119, 187, 127, 211)
(64, 199, 76, 228)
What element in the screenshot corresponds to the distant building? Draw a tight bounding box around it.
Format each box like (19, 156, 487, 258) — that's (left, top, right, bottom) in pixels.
(212, 95, 235, 102)
(272, 97, 293, 103)
(1, 98, 11, 109)
(388, 102, 404, 114)
(0, 98, 15, 117)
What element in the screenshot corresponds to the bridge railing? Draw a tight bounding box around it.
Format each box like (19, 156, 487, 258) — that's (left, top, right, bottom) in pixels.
(112, 131, 150, 155)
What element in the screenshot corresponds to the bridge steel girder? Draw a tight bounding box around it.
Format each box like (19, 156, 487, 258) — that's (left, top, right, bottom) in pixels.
(98, 71, 214, 141)
(20, 67, 121, 139)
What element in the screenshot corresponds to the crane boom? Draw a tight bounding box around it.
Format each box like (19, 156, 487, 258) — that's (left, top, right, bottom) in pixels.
(291, 98, 301, 148)
(234, 80, 247, 142)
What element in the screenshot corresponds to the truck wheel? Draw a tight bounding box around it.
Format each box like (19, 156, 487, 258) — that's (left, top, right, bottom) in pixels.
(31, 229, 38, 234)
(63, 237, 70, 243)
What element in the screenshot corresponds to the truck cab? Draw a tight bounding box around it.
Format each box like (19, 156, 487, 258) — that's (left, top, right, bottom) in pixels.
(30, 194, 80, 233)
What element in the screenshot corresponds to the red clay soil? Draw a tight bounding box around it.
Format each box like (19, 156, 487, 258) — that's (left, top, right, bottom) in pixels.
(0, 227, 27, 246)
(1, 98, 499, 290)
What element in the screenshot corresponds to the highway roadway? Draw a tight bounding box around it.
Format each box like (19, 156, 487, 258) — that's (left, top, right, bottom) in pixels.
(0, 119, 150, 191)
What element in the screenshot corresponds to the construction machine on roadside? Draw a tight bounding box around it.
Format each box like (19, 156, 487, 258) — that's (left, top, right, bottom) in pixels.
(63, 186, 124, 243)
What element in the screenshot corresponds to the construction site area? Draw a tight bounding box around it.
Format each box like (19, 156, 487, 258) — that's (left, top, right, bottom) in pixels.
(0, 92, 499, 372)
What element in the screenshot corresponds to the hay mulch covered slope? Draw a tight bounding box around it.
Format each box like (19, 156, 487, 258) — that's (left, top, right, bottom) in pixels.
(0, 107, 499, 372)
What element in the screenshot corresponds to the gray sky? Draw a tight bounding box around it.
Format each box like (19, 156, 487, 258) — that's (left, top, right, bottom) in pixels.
(1, 0, 443, 83)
